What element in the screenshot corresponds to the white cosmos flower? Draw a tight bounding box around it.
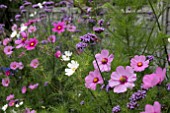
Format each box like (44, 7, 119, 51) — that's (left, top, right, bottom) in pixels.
(30, 12, 37, 17)
(65, 60, 79, 76)
(38, 3, 43, 8)
(2, 104, 8, 111)
(168, 38, 170, 43)
(10, 30, 17, 38)
(62, 51, 72, 61)
(20, 24, 27, 32)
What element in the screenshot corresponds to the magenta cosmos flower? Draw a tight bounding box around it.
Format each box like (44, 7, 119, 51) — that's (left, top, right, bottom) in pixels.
(93, 49, 114, 72)
(25, 38, 38, 50)
(67, 24, 76, 32)
(130, 55, 149, 72)
(154, 67, 166, 84)
(3, 38, 11, 46)
(52, 21, 66, 34)
(141, 101, 161, 113)
(142, 74, 159, 89)
(108, 66, 137, 93)
(29, 83, 39, 90)
(8, 100, 15, 107)
(85, 70, 104, 90)
(30, 59, 39, 68)
(22, 86, 27, 94)
(48, 35, 56, 43)
(10, 61, 19, 70)
(4, 46, 14, 55)
(2, 78, 10, 87)
(54, 50, 61, 58)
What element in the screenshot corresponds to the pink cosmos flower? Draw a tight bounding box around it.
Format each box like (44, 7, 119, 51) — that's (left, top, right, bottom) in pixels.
(18, 62, 24, 70)
(142, 74, 159, 89)
(11, 24, 18, 31)
(24, 108, 36, 113)
(10, 62, 19, 70)
(54, 50, 61, 58)
(4, 46, 14, 55)
(15, 32, 28, 48)
(140, 101, 161, 113)
(154, 67, 166, 84)
(130, 55, 149, 72)
(48, 35, 56, 43)
(67, 24, 76, 32)
(6, 94, 14, 101)
(3, 38, 11, 46)
(52, 21, 66, 34)
(22, 86, 27, 94)
(85, 70, 104, 90)
(28, 83, 39, 90)
(93, 49, 114, 72)
(28, 25, 37, 33)
(2, 78, 10, 87)
(30, 59, 39, 68)
(25, 38, 38, 50)
(8, 100, 15, 107)
(108, 66, 137, 93)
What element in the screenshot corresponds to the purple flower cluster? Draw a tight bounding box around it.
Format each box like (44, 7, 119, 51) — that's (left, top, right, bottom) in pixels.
(0, 24, 5, 34)
(126, 90, 147, 109)
(112, 105, 121, 113)
(146, 55, 154, 62)
(93, 26, 104, 33)
(0, 4, 7, 9)
(76, 33, 98, 53)
(129, 90, 146, 102)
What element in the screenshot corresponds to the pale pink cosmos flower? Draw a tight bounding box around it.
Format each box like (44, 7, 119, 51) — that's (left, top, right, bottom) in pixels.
(130, 55, 149, 72)
(15, 32, 28, 48)
(142, 74, 159, 89)
(10, 62, 19, 70)
(85, 70, 104, 90)
(154, 67, 166, 84)
(54, 50, 61, 58)
(2, 78, 10, 87)
(18, 62, 24, 70)
(8, 100, 15, 107)
(11, 24, 18, 31)
(140, 101, 161, 113)
(52, 21, 66, 34)
(3, 38, 11, 46)
(48, 35, 56, 43)
(30, 59, 39, 68)
(24, 108, 36, 113)
(28, 25, 37, 33)
(67, 24, 76, 32)
(108, 66, 137, 93)
(25, 38, 38, 50)
(6, 94, 14, 101)
(4, 46, 14, 55)
(93, 49, 114, 72)
(28, 83, 39, 90)
(22, 86, 27, 94)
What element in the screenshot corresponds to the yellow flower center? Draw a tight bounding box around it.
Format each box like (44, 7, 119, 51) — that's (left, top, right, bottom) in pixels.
(93, 77, 99, 83)
(137, 62, 143, 67)
(57, 26, 61, 30)
(119, 76, 127, 84)
(30, 42, 34, 46)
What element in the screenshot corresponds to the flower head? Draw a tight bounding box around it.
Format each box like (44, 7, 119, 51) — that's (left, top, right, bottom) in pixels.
(65, 60, 79, 76)
(6, 94, 15, 101)
(28, 25, 37, 33)
(108, 66, 137, 93)
(3, 38, 11, 46)
(29, 83, 39, 90)
(30, 59, 39, 68)
(142, 74, 159, 89)
(8, 100, 15, 107)
(10, 62, 19, 70)
(2, 104, 8, 111)
(22, 86, 27, 94)
(61, 51, 72, 61)
(52, 21, 66, 34)
(67, 24, 76, 32)
(25, 38, 38, 50)
(154, 67, 166, 84)
(130, 55, 149, 72)
(4, 46, 14, 55)
(2, 78, 10, 87)
(48, 35, 56, 43)
(54, 50, 61, 58)
(85, 70, 104, 90)
(93, 49, 114, 72)
(140, 101, 161, 113)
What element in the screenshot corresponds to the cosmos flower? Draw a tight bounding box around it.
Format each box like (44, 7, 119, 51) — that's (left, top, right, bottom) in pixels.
(8, 100, 15, 107)
(10, 62, 19, 70)
(140, 101, 161, 113)
(65, 60, 79, 76)
(66, 24, 76, 32)
(61, 51, 72, 61)
(30, 59, 39, 68)
(54, 50, 61, 58)
(108, 66, 137, 93)
(3, 38, 11, 46)
(142, 74, 159, 89)
(48, 35, 56, 43)
(93, 49, 114, 72)
(2, 104, 8, 112)
(4, 46, 14, 55)
(6, 94, 15, 101)
(52, 21, 66, 34)
(154, 67, 166, 84)
(28, 25, 37, 33)
(22, 86, 27, 94)
(85, 70, 104, 90)
(25, 38, 38, 50)
(130, 55, 149, 72)
(2, 78, 10, 87)
(28, 83, 39, 90)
